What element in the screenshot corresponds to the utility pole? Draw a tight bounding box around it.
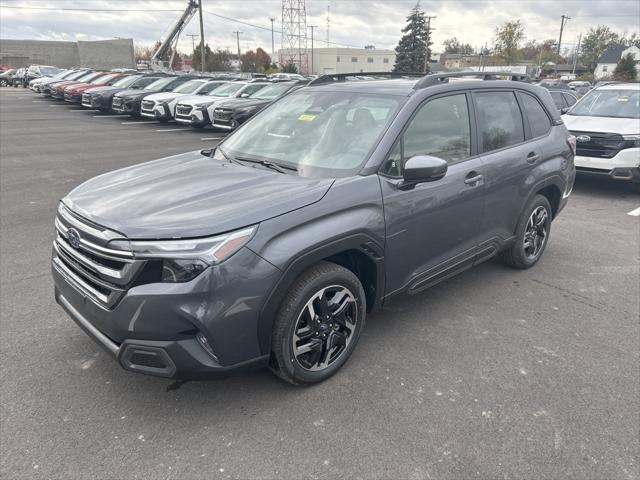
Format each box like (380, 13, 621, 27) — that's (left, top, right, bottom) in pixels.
(187, 34, 199, 54)
(309, 25, 317, 74)
(198, 0, 205, 72)
(234, 31, 243, 69)
(555, 14, 570, 77)
(270, 17, 276, 61)
(424, 15, 436, 73)
(572, 32, 582, 75)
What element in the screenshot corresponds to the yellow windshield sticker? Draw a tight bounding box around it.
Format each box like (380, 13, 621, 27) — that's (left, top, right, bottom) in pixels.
(617, 96, 629, 102)
(298, 114, 316, 121)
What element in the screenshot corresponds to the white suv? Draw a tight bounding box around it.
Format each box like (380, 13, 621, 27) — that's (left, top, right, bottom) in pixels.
(562, 83, 639, 184)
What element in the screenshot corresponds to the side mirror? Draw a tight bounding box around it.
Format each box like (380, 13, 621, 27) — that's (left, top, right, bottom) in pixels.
(560, 106, 570, 114)
(240, 93, 250, 98)
(197, 90, 208, 95)
(400, 155, 447, 189)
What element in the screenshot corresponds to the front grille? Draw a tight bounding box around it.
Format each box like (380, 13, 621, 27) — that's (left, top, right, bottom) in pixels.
(176, 104, 192, 117)
(53, 204, 145, 309)
(571, 131, 630, 159)
(213, 109, 232, 124)
(141, 100, 154, 112)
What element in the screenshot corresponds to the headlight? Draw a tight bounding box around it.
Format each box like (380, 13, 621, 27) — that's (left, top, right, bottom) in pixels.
(112, 226, 256, 264)
(622, 135, 640, 147)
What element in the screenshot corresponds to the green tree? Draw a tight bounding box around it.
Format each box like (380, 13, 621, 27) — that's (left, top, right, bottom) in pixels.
(580, 25, 620, 73)
(493, 20, 525, 64)
(281, 62, 298, 73)
(393, 3, 429, 73)
(621, 32, 640, 48)
(613, 52, 637, 81)
(442, 37, 473, 54)
(240, 47, 271, 72)
(192, 43, 233, 72)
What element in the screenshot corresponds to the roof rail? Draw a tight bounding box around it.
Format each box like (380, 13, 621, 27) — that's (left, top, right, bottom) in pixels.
(413, 71, 531, 90)
(308, 71, 424, 86)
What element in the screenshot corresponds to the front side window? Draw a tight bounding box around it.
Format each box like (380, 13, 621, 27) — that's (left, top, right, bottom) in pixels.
(562, 92, 577, 107)
(144, 77, 177, 91)
(239, 84, 267, 96)
(219, 91, 401, 178)
(173, 80, 206, 94)
(209, 83, 245, 97)
(474, 91, 524, 152)
(200, 81, 227, 94)
(381, 94, 471, 177)
(520, 93, 551, 138)
(250, 82, 294, 100)
(112, 75, 141, 87)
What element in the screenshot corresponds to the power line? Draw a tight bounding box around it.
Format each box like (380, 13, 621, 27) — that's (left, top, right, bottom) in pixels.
(0, 5, 183, 12)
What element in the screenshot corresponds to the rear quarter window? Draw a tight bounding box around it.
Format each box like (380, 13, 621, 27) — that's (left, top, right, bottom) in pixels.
(520, 93, 551, 138)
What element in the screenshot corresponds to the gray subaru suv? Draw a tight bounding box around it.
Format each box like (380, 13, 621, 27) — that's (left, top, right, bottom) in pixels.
(52, 72, 576, 385)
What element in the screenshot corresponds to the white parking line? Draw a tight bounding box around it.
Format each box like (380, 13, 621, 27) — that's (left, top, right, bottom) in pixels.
(122, 121, 159, 125)
(32, 100, 47, 102)
(67, 109, 86, 112)
(92, 115, 122, 118)
(49, 104, 69, 107)
(627, 207, 640, 217)
(156, 128, 191, 132)
(200, 137, 225, 141)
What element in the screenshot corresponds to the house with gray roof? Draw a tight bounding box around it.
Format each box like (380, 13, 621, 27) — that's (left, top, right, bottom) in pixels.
(594, 44, 640, 79)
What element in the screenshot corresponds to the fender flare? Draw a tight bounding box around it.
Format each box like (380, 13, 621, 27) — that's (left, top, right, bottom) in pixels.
(256, 233, 385, 355)
(516, 175, 564, 226)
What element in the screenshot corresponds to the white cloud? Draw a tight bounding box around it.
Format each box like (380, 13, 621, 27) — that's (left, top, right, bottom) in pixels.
(0, 0, 638, 56)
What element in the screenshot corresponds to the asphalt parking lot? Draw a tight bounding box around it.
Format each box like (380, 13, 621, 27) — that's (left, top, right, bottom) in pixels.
(1, 86, 639, 480)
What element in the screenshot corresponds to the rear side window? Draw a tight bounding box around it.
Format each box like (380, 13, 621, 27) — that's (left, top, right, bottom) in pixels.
(520, 93, 551, 138)
(475, 92, 524, 152)
(562, 92, 577, 107)
(549, 91, 565, 109)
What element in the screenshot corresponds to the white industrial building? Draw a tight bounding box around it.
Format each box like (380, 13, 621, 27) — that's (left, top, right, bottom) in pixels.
(278, 47, 396, 75)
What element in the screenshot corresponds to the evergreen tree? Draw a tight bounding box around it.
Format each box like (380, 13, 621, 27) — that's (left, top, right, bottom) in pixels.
(613, 52, 637, 82)
(393, 3, 429, 73)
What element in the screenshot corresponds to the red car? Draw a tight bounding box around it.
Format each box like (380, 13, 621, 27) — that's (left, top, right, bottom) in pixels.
(50, 71, 107, 100)
(63, 72, 130, 104)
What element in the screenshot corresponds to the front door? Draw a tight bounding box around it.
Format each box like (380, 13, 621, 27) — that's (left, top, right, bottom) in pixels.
(380, 93, 485, 296)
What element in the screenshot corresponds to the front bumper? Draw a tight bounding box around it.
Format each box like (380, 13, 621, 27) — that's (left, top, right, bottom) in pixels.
(52, 246, 281, 379)
(175, 108, 209, 126)
(64, 92, 82, 103)
(141, 102, 171, 120)
(111, 99, 139, 114)
(574, 149, 640, 183)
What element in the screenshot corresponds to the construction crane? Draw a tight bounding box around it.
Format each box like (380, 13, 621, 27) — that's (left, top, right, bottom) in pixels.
(150, 0, 199, 71)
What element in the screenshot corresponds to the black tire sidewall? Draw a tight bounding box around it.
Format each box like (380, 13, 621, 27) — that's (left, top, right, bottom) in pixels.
(515, 195, 552, 267)
(274, 265, 366, 385)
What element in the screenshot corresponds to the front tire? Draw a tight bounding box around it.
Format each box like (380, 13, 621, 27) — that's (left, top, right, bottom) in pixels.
(501, 194, 552, 269)
(0, 79, 8, 87)
(270, 261, 366, 385)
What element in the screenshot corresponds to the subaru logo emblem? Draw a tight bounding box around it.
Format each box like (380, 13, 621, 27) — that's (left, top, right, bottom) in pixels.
(576, 135, 591, 143)
(67, 228, 81, 249)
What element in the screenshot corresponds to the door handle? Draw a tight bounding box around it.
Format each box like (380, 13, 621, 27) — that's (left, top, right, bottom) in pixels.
(526, 152, 540, 164)
(464, 174, 483, 186)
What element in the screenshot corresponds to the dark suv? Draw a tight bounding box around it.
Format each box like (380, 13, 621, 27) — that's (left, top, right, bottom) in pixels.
(52, 72, 576, 385)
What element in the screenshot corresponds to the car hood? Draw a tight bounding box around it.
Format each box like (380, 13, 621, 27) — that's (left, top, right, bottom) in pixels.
(177, 95, 222, 107)
(144, 91, 184, 102)
(84, 85, 119, 94)
(114, 88, 153, 99)
(63, 150, 333, 239)
(219, 98, 270, 110)
(66, 82, 96, 93)
(562, 114, 639, 135)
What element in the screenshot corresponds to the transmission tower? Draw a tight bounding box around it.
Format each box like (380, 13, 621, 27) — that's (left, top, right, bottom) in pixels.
(281, 0, 308, 74)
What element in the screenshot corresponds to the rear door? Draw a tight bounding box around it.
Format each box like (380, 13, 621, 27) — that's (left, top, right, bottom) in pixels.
(473, 90, 552, 253)
(380, 92, 485, 295)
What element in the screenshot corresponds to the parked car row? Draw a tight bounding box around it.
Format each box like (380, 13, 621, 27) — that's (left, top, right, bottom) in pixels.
(26, 67, 310, 131)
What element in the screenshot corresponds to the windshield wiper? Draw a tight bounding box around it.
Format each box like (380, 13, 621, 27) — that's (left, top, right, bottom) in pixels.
(235, 156, 297, 174)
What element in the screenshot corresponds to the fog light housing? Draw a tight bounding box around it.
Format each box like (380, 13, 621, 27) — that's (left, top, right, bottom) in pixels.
(196, 332, 219, 361)
(161, 259, 208, 282)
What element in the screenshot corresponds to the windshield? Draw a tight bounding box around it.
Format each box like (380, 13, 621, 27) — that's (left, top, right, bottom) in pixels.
(53, 70, 70, 79)
(172, 80, 205, 94)
(220, 90, 401, 177)
(41, 66, 60, 76)
(112, 75, 140, 87)
(569, 89, 640, 119)
(91, 74, 116, 84)
(144, 77, 177, 91)
(75, 72, 97, 82)
(209, 83, 245, 97)
(250, 83, 294, 100)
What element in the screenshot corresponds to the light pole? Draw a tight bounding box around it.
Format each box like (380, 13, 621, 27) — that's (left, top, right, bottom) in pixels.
(234, 31, 243, 69)
(270, 17, 276, 63)
(309, 25, 317, 75)
(198, 0, 205, 72)
(555, 14, 570, 77)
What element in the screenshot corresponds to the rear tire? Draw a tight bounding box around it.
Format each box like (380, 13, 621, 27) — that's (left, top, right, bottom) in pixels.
(270, 261, 366, 386)
(0, 79, 8, 87)
(501, 194, 552, 269)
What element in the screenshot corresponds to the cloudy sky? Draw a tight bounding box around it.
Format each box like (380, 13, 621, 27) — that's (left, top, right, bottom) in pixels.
(1, 0, 638, 55)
